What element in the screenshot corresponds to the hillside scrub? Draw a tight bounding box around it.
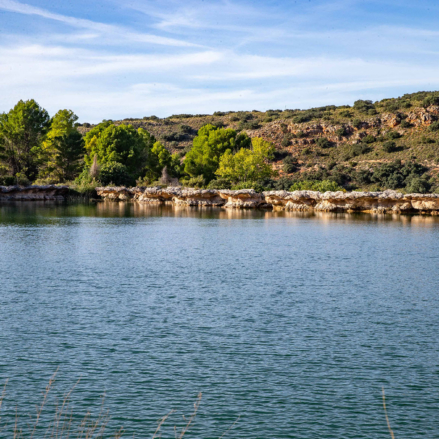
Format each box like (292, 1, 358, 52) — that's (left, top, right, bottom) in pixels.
(3, 91, 439, 192)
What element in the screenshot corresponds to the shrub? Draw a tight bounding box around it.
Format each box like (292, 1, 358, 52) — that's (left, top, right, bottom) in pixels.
(162, 132, 186, 142)
(281, 135, 292, 147)
(292, 114, 310, 123)
(180, 124, 193, 133)
(352, 118, 362, 128)
(382, 141, 397, 153)
(351, 143, 371, 156)
(386, 131, 402, 139)
(429, 121, 439, 132)
(238, 121, 261, 130)
(405, 177, 431, 193)
(315, 137, 332, 148)
(362, 135, 376, 144)
(213, 111, 226, 116)
(400, 120, 412, 128)
(421, 135, 436, 144)
(371, 160, 427, 190)
(206, 178, 232, 190)
(289, 180, 344, 192)
(231, 181, 266, 193)
(422, 95, 439, 108)
(183, 175, 206, 188)
(335, 127, 347, 137)
(282, 156, 298, 173)
(353, 100, 375, 113)
(339, 110, 352, 118)
(99, 162, 134, 186)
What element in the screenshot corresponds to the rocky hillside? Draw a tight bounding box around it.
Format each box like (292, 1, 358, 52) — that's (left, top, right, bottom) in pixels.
(77, 91, 439, 191)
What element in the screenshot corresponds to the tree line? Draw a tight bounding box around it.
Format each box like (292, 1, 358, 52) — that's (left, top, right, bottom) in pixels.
(0, 100, 276, 188)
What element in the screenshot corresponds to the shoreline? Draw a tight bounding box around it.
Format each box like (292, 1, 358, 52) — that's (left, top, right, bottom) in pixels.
(3, 185, 439, 215)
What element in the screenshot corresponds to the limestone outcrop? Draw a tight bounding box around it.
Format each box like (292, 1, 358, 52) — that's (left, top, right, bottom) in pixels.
(96, 186, 439, 214)
(263, 190, 439, 214)
(0, 185, 69, 201)
(218, 189, 267, 208)
(96, 187, 225, 206)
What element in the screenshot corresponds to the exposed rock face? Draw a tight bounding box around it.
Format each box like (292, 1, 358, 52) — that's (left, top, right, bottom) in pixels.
(96, 186, 439, 214)
(218, 189, 266, 208)
(0, 185, 69, 201)
(96, 187, 224, 206)
(264, 190, 439, 214)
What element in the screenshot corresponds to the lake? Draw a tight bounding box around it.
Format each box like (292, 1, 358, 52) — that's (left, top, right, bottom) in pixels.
(0, 202, 438, 438)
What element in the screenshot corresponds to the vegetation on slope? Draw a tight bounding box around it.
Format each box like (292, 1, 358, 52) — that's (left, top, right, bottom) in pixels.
(2, 91, 439, 193)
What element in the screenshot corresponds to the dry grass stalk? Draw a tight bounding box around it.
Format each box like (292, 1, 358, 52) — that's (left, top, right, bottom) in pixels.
(1, 375, 241, 439)
(382, 387, 395, 439)
(175, 392, 202, 439)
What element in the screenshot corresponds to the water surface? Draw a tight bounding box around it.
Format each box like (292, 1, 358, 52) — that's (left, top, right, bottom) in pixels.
(0, 202, 438, 438)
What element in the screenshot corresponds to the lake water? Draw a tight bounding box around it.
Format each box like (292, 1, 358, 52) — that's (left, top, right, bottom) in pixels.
(0, 202, 438, 438)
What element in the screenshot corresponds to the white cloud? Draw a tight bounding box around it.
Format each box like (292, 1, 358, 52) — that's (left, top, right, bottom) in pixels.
(0, 0, 199, 47)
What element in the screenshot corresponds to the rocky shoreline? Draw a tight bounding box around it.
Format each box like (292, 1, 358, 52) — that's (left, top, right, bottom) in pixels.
(96, 186, 439, 214)
(0, 185, 69, 201)
(2, 185, 439, 214)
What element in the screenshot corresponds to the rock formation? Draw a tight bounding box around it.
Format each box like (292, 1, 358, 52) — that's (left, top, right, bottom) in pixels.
(0, 185, 69, 201)
(95, 186, 439, 214)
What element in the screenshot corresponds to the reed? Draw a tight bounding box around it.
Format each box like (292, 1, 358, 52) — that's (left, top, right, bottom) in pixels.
(0, 372, 396, 438)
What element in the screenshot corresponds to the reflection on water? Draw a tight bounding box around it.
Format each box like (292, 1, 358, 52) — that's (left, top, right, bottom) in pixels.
(2, 200, 439, 227)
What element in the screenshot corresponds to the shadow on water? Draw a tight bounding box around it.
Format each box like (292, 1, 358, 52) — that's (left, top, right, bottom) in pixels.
(2, 201, 439, 227)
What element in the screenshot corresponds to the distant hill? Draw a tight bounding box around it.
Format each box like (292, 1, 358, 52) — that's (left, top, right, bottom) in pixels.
(77, 91, 439, 192)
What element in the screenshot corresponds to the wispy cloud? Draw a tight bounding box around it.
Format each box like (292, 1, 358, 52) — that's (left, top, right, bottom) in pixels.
(0, 0, 199, 47)
(0, 0, 438, 120)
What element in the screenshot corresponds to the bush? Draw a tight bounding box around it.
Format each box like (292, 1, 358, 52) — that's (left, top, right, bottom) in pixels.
(362, 135, 376, 144)
(315, 137, 332, 148)
(184, 175, 206, 188)
(206, 178, 232, 190)
(400, 120, 412, 128)
(339, 110, 352, 118)
(352, 118, 362, 129)
(162, 132, 186, 142)
(0, 175, 16, 186)
(335, 127, 347, 137)
(281, 135, 292, 147)
(353, 100, 375, 113)
(289, 180, 344, 192)
(238, 121, 260, 130)
(231, 181, 266, 193)
(351, 143, 371, 156)
(429, 121, 439, 132)
(382, 141, 397, 153)
(421, 135, 436, 144)
(99, 162, 134, 186)
(292, 114, 310, 123)
(422, 95, 439, 108)
(282, 156, 298, 173)
(371, 160, 428, 190)
(405, 177, 431, 193)
(386, 131, 402, 139)
(180, 124, 193, 133)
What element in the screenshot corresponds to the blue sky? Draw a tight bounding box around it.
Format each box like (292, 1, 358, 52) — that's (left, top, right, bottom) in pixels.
(1, 0, 439, 122)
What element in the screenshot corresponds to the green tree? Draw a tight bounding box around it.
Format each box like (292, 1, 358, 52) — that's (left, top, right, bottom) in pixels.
(144, 141, 181, 182)
(39, 109, 84, 182)
(84, 123, 150, 178)
(184, 125, 239, 181)
(0, 99, 50, 182)
(215, 137, 276, 182)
